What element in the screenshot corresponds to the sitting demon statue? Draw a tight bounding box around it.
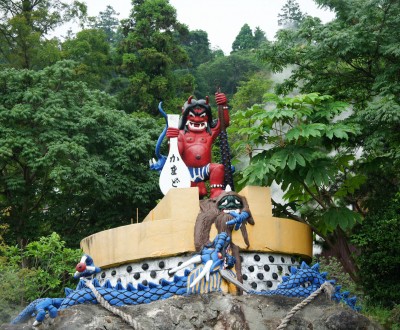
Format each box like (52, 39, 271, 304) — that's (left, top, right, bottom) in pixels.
(166, 93, 229, 199)
(194, 187, 255, 287)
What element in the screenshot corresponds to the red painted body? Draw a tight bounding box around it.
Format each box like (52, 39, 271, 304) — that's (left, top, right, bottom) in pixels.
(167, 94, 230, 198)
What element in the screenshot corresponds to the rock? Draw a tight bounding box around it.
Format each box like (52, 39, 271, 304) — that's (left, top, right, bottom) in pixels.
(1, 292, 381, 330)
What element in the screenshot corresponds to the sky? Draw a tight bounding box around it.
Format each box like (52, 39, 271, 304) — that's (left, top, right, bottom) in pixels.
(83, 0, 335, 54)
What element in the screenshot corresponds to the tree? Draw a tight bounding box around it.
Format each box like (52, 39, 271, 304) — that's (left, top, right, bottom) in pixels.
(182, 29, 213, 68)
(0, 232, 81, 322)
(0, 0, 87, 69)
(262, 0, 400, 112)
(118, 0, 193, 113)
(88, 5, 120, 44)
(277, 0, 306, 28)
(195, 52, 267, 99)
(229, 93, 362, 281)
(253, 27, 268, 48)
(230, 72, 273, 111)
(0, 61, 162, 248)
(256, 0, 400, 304)
(352, 196, 400, 307)
(232, 24, 256, 52)
(61, 29, 113, 90)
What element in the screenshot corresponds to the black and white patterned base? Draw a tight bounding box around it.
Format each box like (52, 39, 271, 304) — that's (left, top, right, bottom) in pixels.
(240, 252, 299, 291)
(96, 252, 300, 291)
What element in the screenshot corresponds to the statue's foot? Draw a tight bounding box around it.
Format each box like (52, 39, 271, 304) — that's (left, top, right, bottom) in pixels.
(199, 185, 207, 197)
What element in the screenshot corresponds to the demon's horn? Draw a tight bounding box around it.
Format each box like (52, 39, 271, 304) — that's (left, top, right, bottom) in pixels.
(206, 96, 209, 104)
(188, 95, 193, 104)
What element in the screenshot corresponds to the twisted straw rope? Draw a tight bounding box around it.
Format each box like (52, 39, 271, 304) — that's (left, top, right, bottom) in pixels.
(276, 281, 335, 330)
(85, 279, 333, 330)
(85, 279, 141, 330)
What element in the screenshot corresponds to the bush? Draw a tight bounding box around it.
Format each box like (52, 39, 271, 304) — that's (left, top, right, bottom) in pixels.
(313, 255, 362, 298)
(362, 304, 400, 330)
(389, 305, 400, 330)
(352, 197, 400, 308)
(0, 232, 82, 323)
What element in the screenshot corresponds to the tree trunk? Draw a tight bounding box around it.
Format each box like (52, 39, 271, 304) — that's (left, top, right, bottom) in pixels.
(322, 228, 360, 283)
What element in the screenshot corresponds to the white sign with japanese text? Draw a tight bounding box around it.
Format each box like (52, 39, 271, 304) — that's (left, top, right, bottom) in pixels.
(159, 115, 191, 195)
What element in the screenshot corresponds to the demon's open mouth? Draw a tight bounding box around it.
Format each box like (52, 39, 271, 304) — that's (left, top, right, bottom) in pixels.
(187, 121, 207, 131)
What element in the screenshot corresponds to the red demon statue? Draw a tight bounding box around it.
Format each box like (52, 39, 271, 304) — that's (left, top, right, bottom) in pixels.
(166, 93, 229, 199)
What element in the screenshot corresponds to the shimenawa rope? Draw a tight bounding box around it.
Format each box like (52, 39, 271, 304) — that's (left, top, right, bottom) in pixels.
(85, 279, 141, 330)
(276, 281, 335, 330)
(85, 278, 334, 330)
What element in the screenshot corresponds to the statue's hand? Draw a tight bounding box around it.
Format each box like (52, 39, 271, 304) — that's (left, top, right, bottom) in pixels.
(226, 211, 249, 231)
(166, 127, 179, 138)
(224, 253, 236, 269)
(215, 92, 227, 106)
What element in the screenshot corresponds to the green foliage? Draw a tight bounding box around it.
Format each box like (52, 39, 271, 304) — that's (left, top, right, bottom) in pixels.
(0, 232, 81, 323)
(362, 304, 400, 330)
(259, 0, 400, 304)
(232, 24, 257, 52)
(313, 255, 361, 298)
(351, 197, 400, 307)
(61, 29, 113, 89)
(321, 207, 362, 232)
(230, 92, 363, 279)
(232, 24, 267, 52)
(230, 72, 273, 111)
(261, 0, 400, 208)
(230, 93, 361, 224)
(0, 60, 161, 247)
(88, 5, 120, 44)
(278, 0, 306, 28)
(118, 0, 193, 113)
(390, 305, 400, 330)
(182, 30, 213, 68)
(0, 0, 87, 69)
(355, 94, 400, 212)
(195, 52, 268, 98)
(253, 27, 268, 48)
(262, 0, 400, 105)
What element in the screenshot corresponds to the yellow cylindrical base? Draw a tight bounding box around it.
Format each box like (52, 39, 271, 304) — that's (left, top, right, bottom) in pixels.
(80, 186, 312, 268)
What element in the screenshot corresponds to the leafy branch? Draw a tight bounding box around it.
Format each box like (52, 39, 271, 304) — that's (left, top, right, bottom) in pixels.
(230, 92, 363, 281)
